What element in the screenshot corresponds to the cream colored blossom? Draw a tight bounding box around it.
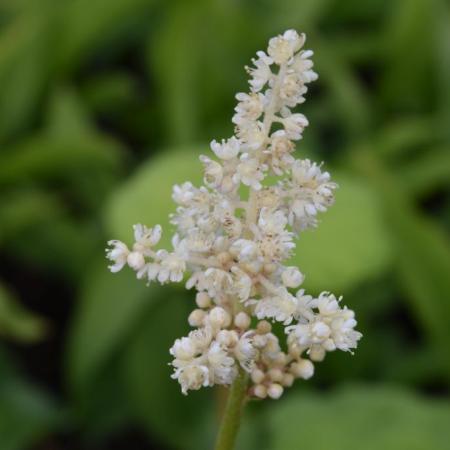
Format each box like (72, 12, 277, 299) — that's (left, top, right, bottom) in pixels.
(106, 29, 361, 398)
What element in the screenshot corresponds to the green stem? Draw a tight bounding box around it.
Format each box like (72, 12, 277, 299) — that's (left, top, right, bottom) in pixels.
(214, 370, 249, 450)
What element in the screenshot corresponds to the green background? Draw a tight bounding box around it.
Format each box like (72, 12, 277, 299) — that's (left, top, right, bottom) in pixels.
(0, 0, 449, 449)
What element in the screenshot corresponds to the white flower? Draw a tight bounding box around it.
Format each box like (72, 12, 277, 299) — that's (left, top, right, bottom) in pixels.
(235, 121, 267, 151)
(268, 30, 305, 65)
(107, 30, 361, 397)
(251, 290, 297, 325)
(156, 249, 186, 283)
(210, 137, 241, 160)
(294, 289, 314, 314)
(200, 155, 223, 187)
(234, 332, 257, 371)
(281, 266, 304, 288)
(216, 329, 239, 347)
(208, 341, 237, 385)
(202, 269, 233, 298)
(279, 73, 308, 107)
(231, 266, 253, 302)
(172, 182, 197, 205)
(265, 130, 295, 175)
(256, 208, 294, 261)
(257, 187, 281, 209)
(136, 262, 159, 281)
(170, 336, 197, 360)
(257, 208, 288, 235)
(291, 49, 318, 84)
(289, 159, 338, 222)
(127, 251, 145, 271)
(291, 159, 331, 191)
(233, 92, 265, 125)
(172, 363, 210, 394)
(184, 229, 214, 252)
(247, 51, 273, 92)
(133, 223, 162, 250)
(230, 239, 260, 262)
(221, 213, 243, 238)
(315, 292, 341, 314)
(188, 326, 213, 351)
(280, 113, 309, 140)
(286, 292, 362, 353)
(106, 240, 129, 273)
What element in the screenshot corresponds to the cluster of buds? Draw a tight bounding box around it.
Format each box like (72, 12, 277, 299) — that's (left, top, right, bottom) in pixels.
(106, 30, 361, 398)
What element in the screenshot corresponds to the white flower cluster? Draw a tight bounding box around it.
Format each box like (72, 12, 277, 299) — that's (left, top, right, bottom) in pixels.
(106, 30, 361, 398)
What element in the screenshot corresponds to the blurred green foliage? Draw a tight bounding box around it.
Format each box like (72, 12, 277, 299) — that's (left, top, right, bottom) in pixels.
(0, 0, 449, 449)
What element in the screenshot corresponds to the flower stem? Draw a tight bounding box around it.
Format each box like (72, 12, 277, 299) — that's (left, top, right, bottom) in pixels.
(214, 370, 249, 450)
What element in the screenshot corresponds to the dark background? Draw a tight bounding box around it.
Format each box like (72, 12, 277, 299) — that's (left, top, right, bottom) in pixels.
(0, 0, 449, 449)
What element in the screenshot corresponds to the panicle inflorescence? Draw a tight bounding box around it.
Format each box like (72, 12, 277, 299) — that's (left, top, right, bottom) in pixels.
(106, 30, 361, 398)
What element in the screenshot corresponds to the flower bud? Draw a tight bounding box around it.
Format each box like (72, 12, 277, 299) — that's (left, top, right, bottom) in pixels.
(291, 359, 314, 379)
(282, 267, 304, 288)
(234, 312, 251, 330)
(268, 368, 283, 382)
(282, 373, 294, 387)
(188, 309, 206, 327)
(208, 307, 231, 328)
(254, 384, 267, 399)
(127, 251, 145, 270)
(257, 320, 272, 334)
(267, 383, 284, 399)
(195, 292, 211, 308)
(251, 368, 265, 384)
(216, 330, 238, 346)
(309, 346, 326, 362)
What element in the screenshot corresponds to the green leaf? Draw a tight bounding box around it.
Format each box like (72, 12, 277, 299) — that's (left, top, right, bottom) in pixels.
(46, 86, 95, 138)
(6, 218, 98, 281)
(0, 189, 62, 244)
(435, 2, 450, 129)
(353, 149, 450, 368)
(314, 40, 372, 137)
(123, 291, 215, 450)
(66, 260, 155, 392)
(57, 0, 156, 72)
(262, 0, 330, 31)
(68, 358, 134, 441)
(0, 282, 47, 343)
(380, 0, 435, 110)
(0, 134, 123, 185)
(81, 72, 138, 115)
(0, 7, 52, 140)
(0, 348, 60, 450)
(388, 204, 450, 357)
(147, 4, 205, 145)
(376, 117, 439, 159)
(269, 385, 450, 450)
(401, 146, 450, 196)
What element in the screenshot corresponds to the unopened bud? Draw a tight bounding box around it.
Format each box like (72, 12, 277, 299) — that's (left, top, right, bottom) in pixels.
(188, 309, 206, 327)
(234, 312, 251, 329)
(195, 292, 211, 308)
(291, 359, 314, 379)
(257, 320, 272, 334)
(254, 384, 267, 399)
(208, 307, 231, 328)
(267, 383, 284, 399)
(251, 369, 265, 384)
(127, 251, 145, 270)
